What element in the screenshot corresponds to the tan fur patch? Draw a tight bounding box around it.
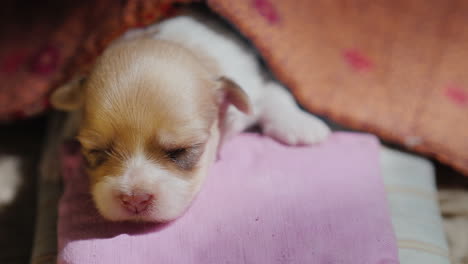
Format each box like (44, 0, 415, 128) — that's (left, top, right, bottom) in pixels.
(78, 39, 220, 185)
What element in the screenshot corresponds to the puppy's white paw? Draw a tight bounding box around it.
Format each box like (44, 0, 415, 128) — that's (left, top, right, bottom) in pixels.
(262, 110, 330, 145)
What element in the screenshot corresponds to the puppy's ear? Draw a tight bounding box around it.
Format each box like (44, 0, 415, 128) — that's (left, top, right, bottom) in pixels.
(50, 77, 85, 111)
(216, 77, 252, 115)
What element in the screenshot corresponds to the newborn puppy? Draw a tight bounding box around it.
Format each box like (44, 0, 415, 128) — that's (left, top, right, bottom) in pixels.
(51, 9, 330, 222)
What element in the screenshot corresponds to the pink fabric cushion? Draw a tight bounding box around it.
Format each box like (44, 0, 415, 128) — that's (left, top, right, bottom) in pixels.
(58, 132, 399, 264)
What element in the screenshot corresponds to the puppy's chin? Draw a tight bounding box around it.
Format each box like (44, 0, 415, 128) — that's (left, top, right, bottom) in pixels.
(90, 160, 204, 223)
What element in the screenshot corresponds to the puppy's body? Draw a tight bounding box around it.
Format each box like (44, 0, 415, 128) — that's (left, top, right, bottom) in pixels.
(50, 10, 330, 222)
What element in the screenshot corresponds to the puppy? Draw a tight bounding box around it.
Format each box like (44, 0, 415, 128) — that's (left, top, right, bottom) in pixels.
(50, 9, 330, 222)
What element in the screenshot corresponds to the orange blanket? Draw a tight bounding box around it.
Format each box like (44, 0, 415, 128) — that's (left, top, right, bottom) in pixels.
(1, 0, 467, 176)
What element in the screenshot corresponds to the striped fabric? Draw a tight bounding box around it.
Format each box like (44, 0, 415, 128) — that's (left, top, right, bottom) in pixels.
(381, 147, 451, 264)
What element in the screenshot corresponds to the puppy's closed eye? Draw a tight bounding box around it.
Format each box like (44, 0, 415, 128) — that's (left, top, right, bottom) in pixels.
(165, 144, 204, 170)
(85, 148, 110, 168)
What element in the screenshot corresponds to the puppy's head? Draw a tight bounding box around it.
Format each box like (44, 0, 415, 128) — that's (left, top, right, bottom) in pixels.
(51, 39, 251, 222)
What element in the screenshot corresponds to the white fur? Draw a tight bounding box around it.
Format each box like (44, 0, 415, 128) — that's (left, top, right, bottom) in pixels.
(149, 12, 330, 145)
(93, 121, 220, 221)
(93, 151, 192, 222)
(78, 11, 330, 222)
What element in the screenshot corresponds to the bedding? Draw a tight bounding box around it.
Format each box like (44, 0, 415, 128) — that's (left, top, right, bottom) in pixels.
(30, 121, 452, 263)
(56, 133, 399, 264)
(381, 147, 450, 264)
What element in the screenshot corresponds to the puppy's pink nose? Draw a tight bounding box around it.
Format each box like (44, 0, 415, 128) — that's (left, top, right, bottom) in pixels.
(119, 193, 153, 214)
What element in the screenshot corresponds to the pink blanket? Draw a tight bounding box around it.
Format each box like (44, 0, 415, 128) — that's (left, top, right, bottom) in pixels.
(58, 133, 399, 264)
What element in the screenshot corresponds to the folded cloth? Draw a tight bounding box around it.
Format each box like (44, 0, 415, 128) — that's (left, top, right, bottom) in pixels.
(381, 147, 450, 264)
(57, 132, 398, 264)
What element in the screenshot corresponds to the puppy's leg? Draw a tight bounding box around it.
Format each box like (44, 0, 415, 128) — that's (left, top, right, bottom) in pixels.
(258, 82, 330, 145)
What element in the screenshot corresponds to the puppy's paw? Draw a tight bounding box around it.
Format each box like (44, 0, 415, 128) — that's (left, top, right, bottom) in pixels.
(262, 110, 330, 145)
